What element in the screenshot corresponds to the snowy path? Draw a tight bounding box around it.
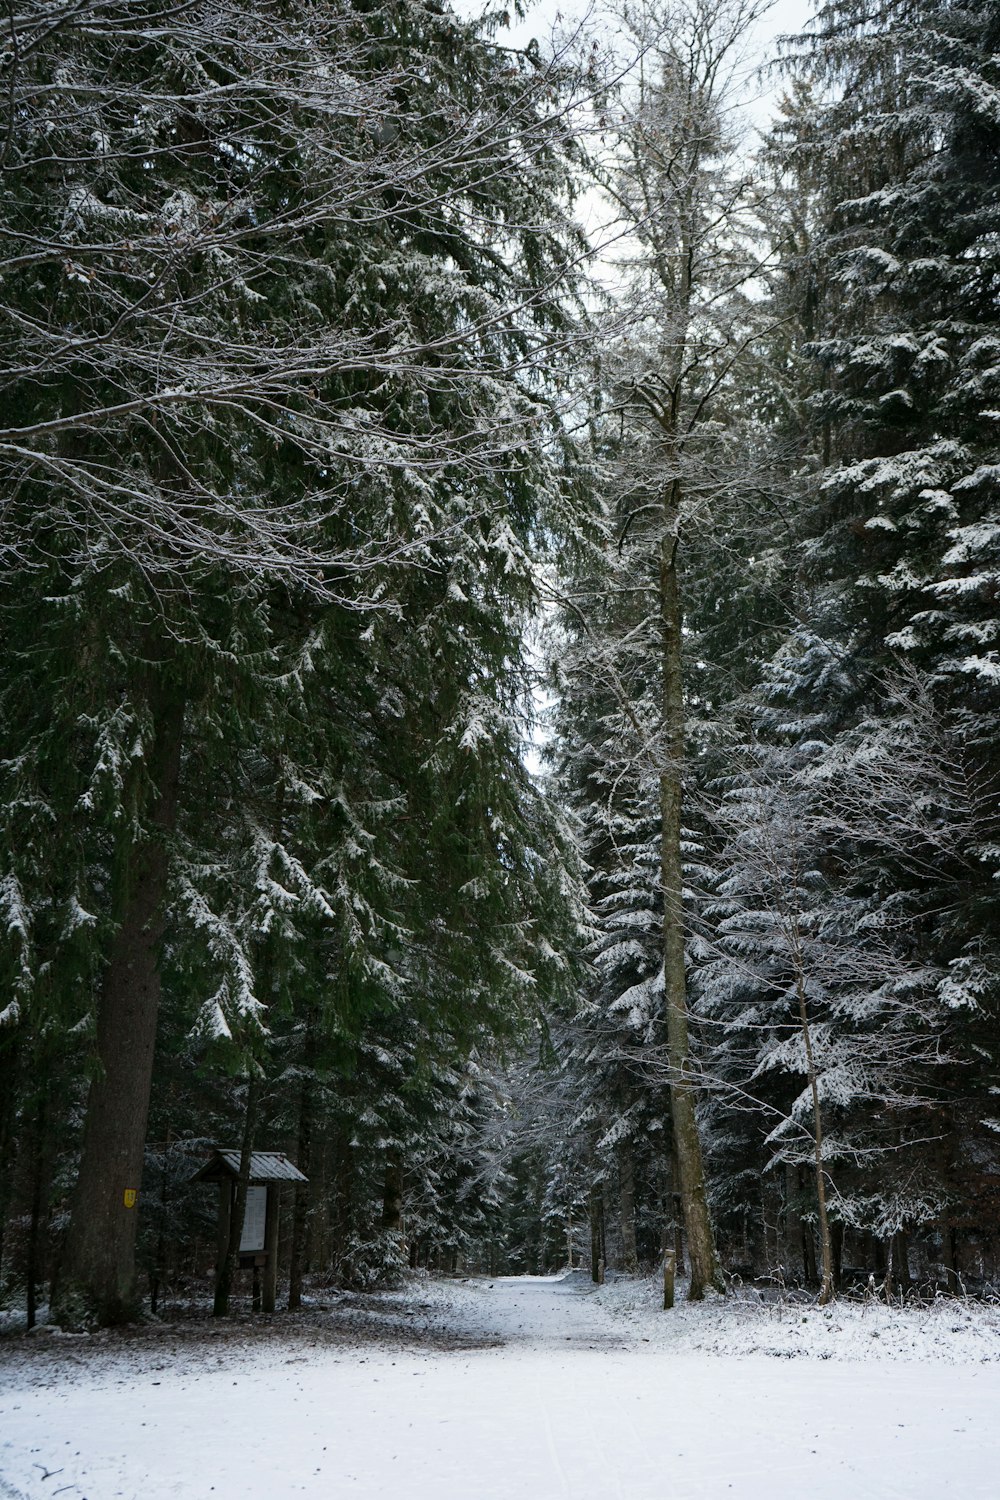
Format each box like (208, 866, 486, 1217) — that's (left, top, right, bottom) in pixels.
(3, 1274, 1000, 1500)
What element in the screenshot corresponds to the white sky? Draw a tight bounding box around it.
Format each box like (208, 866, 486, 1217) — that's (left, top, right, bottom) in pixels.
(456, 0, 816, 136)
(449, 0, 817, 776)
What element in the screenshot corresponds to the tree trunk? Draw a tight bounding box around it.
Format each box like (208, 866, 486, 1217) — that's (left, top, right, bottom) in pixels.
(0, 1031, 20, 1289)
(53, 685, 184, 1328)
(382, 1149, 404, 1231)
(802, 1220, 818, 1289)
(794, 972, 836, 1304)
(866, 1230, 886, 1284)
(618, 1137, 639, 1274)
(784, 1162, 801, 1282)
(589, 1178, 605, 1284)
(940, 1221, 959, 1293)
(660, 513, 723, 1301)
(287, 1024, 316, 1311)
(262, 1181, 280, 1314)
(663, 1250, 676, 1310)
(381, 1146, 405, 1275)
(214, 1069, 261, 1317)
(793, 1166, 818, 1288)
(533, 1175, 545, 1276)
(149, 1138, 172, 1317)
(331, 1131, 355, 1284)
(831, 1220, 845, 1288)
(310, 1137, 328, 1274)
(26, 1091, 49, 1331)
(893, 1230, 911, 1302)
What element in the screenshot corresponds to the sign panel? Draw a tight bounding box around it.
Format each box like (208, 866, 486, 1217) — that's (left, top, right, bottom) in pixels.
(240, 1185, 268, 1253)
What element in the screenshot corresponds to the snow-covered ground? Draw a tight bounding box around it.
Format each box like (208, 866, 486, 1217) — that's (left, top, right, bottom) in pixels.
(592, 1271, 1000, 1364)
(3, 1272, 1000, 1500)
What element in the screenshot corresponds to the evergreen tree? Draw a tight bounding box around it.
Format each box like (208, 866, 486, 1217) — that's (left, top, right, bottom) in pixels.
(0, 0, 592, 1323)
(548, 0, 781, 1298)
(682, 0, 1000, 1288)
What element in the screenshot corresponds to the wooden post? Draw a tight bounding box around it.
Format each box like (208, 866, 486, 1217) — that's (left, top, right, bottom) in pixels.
(262, 1184, 280, 1313)
(589, 1179, 605, 1284)
(619, 1139, 639, 1275)
(216, 1182, 232, 1275)
(663, 1250, 676, 1310)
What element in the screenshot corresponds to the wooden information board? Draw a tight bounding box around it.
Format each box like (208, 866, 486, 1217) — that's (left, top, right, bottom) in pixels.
(239, 1185, 268, 1253)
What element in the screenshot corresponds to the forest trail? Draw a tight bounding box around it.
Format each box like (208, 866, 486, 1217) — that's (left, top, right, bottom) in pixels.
(428, 1269, 629, 1348)
(3, 1275, 1000, 1500)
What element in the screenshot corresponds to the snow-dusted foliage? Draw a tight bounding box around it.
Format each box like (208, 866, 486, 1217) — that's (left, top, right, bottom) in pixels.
(682, 0, 1000, 1289)
(528, 0, 1000, 1298)
(0, 0, 592, 1316)
(5, 0, 1000, 1317)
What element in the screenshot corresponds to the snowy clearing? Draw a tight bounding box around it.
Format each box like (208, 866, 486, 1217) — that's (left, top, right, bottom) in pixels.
(3, 1273, 1000, 1500)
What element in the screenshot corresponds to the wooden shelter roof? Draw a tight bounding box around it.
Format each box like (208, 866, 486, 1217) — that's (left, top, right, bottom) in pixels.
(189, 1149, 307, 1184)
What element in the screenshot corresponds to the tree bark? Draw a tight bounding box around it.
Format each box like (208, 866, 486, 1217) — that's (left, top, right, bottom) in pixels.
(940, 1220, 959, 1294)
(262, 1181, 280, 1314)
(660, 511, 723, 1300)
(381, 1146, 405, 1272)
(331, 1131, 355, 1283)
(802, 1218, 818, 1289)
(382, 1149, 404, 1234)
(287, 1021, 316, 1311)
(618, 1136, 639, 1274)
(831, 1219, 845, 1288)
(149, 1140, 171, 1317)
(53, 684, 184, 1328)
(589, 1177, 606, 1284)
(26, 1091, 48, 1331)
(0, 1031, 20, 1289)
(791, 1165, 818, 1288)
(663, 1250, 676, 1309)
(794, 971, 836, 1304)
